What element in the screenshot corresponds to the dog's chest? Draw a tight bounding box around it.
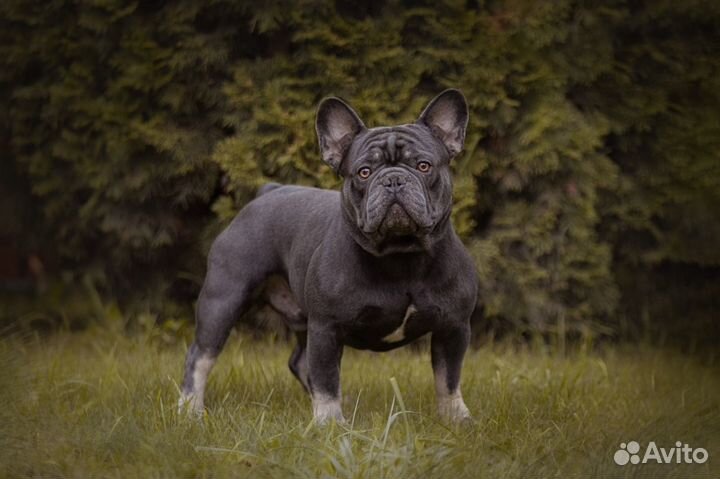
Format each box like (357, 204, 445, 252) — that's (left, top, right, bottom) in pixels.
(342, 302, 440, 351)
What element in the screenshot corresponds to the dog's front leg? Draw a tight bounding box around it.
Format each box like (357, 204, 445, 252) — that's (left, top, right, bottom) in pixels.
(307, 323, 345, 424)
(431, 323, 472, 423)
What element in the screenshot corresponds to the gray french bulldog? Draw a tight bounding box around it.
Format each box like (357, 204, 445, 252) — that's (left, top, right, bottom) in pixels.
(179, 89, 479, 424)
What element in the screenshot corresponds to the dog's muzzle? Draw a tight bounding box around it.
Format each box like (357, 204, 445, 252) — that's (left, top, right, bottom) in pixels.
(362, 169, 433, 240)
(378, 203, 417, 236)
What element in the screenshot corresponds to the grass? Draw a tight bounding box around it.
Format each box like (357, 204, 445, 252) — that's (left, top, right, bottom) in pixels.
(0, 327, 718, 478)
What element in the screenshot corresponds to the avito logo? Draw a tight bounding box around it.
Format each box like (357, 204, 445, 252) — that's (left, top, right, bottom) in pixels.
(614, 441, 709, 465)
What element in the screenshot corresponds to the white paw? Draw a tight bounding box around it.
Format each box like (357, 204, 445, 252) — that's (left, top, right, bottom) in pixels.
(312, 394, 345, 425)
(178, 393, 204, 417)
(438, 395, 472, 423)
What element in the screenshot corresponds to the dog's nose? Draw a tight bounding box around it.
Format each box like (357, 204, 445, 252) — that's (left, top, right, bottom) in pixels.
(381, 173, 406, 191)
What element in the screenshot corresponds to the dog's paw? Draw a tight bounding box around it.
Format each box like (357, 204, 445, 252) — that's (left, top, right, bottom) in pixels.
(438, 396, 473, 424)
(177, 393, 205, 418)
(313, 414, 347, 427)
(312, 395, 346, 426)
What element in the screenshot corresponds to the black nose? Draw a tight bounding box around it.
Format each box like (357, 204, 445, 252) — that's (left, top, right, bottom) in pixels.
(381, 173, 406, 191)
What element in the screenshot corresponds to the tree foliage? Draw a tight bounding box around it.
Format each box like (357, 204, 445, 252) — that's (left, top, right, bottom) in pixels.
(2, 0, 718, 339)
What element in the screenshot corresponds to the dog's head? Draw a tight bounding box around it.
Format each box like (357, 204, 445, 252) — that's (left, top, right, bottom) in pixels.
(316, 89, 468, 256)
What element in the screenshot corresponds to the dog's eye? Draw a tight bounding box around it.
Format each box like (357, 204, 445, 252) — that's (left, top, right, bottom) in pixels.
(417, 161, 432, 173)
(358, 167, 372, 179)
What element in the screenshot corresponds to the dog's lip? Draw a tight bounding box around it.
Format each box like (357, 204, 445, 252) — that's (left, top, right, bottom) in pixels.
(378, 234, 420, 248)
(361, 201, 435, 234)
(382, 203, 416, 227)
(361, 209, 414, 235)
(360, 217, 435, 235)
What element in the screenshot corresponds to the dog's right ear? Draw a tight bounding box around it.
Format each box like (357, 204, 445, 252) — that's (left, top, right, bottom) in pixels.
(316, 97, 366, 173)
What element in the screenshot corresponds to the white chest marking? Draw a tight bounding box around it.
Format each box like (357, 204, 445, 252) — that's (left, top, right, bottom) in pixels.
(382, 304, 417, 343)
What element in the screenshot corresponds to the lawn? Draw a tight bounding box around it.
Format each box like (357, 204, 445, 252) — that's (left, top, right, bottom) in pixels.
(0, 327, 717, 478)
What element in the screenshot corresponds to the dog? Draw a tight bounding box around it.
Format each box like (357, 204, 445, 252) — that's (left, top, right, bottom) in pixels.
(179, 89, 479, 424)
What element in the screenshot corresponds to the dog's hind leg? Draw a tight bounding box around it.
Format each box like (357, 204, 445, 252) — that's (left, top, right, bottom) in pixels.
(179, 221, 278, 415)
(288, 331, 310, 392)
(179, 273, 248, 415)
(179, 341, 216, 415)
(263, 275, 310, 392)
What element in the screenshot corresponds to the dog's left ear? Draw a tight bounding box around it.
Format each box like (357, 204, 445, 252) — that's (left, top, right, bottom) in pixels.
(417, 89, 469, 157)
(316, 97, 366, 173)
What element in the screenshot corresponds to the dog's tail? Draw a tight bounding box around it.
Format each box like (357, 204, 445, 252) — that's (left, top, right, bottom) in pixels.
(256, 182, 283, 197)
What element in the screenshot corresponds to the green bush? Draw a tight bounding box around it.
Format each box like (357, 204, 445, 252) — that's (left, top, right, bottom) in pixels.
(2, 1, 718, 341)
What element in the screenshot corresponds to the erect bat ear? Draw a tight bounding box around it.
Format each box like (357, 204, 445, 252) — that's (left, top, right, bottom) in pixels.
(316, 97, 366, 173)
(417, 89, 469, 157)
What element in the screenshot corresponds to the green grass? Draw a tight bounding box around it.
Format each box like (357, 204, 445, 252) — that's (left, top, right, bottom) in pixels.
(0, 328, 718, 478)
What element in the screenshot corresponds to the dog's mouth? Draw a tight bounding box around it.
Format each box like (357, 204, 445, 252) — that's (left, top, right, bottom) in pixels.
(379, 203, 418, 235)
(377, 234, 422, 253)
(373, 204, 425, 253)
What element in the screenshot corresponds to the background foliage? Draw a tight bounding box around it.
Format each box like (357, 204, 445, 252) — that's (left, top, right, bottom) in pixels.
(1, 0, 718, 344)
